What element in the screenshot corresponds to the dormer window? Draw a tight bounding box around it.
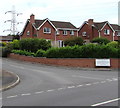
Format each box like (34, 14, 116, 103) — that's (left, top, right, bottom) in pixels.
(104, 29, 110, 35)
(43, 27, 51, 34)
(82, 32, 87, 36)
(27, 31, 30, 36)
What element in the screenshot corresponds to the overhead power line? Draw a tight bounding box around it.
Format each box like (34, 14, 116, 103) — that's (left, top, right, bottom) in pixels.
(3, 6, 22, 35)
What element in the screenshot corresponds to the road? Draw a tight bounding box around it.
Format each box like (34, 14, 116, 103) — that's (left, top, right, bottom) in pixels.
(1, 58, 119, 107)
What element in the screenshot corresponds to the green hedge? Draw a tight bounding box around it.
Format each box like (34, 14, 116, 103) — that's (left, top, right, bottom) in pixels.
(45, 44, 119, 58)
(19, 38, 51, 52)
(12, 50, 35, 57)
(91, 37, 110, 45)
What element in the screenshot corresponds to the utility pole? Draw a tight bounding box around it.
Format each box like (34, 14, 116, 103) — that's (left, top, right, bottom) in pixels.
(3, 6, 22, 35)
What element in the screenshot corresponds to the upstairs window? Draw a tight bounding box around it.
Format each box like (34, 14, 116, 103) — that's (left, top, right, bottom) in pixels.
(117, 31, 120, 36)
(70, 30, 74, 35)
(82, 32, 87, 36)
(27, 31, 30, 36)
(104, 29, 110, 35)
(56, 29, 60, 35)
(63, 30, 67, 35)
(43, 27, 51, 34)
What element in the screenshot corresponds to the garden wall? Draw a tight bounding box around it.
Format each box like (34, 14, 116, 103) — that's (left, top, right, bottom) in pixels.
(9, 53, 119, 69)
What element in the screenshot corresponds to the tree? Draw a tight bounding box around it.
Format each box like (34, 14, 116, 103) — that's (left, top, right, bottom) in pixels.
(63, 37, 84, 46)
(91, 37, 110, 45)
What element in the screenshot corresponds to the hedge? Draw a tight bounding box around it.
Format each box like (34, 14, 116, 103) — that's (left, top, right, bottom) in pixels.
(45, 44, 119, 58)
(11, 50, 35, 57)
(19, 38, 51, 52)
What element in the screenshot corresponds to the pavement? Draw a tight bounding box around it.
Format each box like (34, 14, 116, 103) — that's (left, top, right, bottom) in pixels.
(0, 70, 20, 91)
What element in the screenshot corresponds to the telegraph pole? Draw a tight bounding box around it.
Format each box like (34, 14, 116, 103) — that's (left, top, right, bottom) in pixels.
(3, 6, 22, 35)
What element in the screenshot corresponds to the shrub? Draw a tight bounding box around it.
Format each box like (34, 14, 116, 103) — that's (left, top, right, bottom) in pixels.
(0, 42, 7, 47)
(35, 49, 46, 57)
(12, 39, 20, 50)
(64, 37, 84, 46)
(45, 44, 119, 58)
(12, 50, 35, 57)
(91, 37, 110, 45)
(19, 38, 51, 52)
(106, 41, 119, 49)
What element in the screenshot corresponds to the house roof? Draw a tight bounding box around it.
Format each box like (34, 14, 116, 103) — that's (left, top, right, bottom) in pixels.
(0, 36, 13, 41)
(94, 21, 107, 30)
(79, 20, 120, 32)
(110, 24, 120, 31)
(32, 19, 77, 29)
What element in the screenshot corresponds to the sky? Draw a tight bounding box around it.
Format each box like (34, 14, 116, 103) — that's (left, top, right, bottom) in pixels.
(0, 0, 119, 35)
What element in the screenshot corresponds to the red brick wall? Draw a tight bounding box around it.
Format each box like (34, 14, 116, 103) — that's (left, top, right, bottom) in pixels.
(78, 23, 99, 41)
(9, 53, 119, 69)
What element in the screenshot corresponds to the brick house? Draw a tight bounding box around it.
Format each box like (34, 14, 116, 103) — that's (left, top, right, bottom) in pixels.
(78, 19, 120, 43)
(21, 14, 78, 47)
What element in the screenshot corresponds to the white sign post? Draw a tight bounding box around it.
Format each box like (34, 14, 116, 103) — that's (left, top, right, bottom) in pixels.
(95, 59, 110, 67)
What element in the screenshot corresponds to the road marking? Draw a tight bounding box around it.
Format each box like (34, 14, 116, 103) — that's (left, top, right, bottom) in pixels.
(0, 98, 2, 100)
(34, 91, 44, 94)
(46, 89, 55, 92)
(112, 78, 118, 81)
(106, 79, 113, 82)
(91, 98, 120, 106)
(72, 75, 104, 80)
(21, 93, 31, 96)
(76, 85, 83, 87)
(67, 86, 75, 89)
(7, 95, 18, 98)
(57, 88, 66, 90)
(85, 83, 92, 86)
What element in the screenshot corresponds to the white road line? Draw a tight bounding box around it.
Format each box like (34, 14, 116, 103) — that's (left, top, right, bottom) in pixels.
(46, 89, 55, 92)
(21, 93, 31, 96)
(106, 79, 113, 82)
(85, 83, 92, 86)
(72, 75, 104, 80)
(67, 86, 75, 89)
(91, 98, 120, 106)
(76, 85, 83, 87)
(34, 91, 44, 94)
(112, 78, 118, 81)
(7, 95, 18, 98)
(57, 88, 66, 90)
(0, 98, 2, 100)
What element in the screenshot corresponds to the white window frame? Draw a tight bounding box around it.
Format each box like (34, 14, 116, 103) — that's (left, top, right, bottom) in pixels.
(104, 29, 110, 35)
(27, 31, 30, 36)
(117, 31, 120, 36)
(63, 30, 67, 35)
(82, 32, 87, 36)
(56, 29, 60, 35)
(70, 30, 74, 35)
(43, 27, 51, 34)
(58, 40, 64, 47)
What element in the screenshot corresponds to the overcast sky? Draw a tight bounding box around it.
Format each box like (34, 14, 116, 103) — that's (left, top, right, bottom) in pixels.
(0, 0, 119, 35)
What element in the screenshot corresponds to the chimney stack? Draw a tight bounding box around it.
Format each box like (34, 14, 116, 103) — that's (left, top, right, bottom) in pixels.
(88, 19, 94, 25)
(30, 14, 35, 24)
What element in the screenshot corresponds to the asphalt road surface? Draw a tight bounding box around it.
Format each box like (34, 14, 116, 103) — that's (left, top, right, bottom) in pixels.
(1, 58, 119, 107)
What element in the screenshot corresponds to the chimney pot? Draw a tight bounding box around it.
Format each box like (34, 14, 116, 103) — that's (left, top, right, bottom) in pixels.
(30, 14, 35, 24)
